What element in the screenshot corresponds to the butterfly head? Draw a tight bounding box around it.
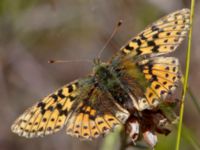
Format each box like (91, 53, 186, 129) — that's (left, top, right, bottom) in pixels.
(93, 58, 109, 76)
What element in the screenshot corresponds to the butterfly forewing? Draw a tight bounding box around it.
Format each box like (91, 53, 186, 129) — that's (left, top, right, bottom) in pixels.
(11, 78, 92, 138)
(119, 9, 190, 57)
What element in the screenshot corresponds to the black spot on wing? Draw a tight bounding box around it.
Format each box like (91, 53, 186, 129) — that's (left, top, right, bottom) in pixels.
(152, 45, 160, 52)
(125, 44, 134, 50)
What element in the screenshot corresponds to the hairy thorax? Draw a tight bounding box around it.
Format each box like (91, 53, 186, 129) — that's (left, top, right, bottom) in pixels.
(93, 62, 136, 112)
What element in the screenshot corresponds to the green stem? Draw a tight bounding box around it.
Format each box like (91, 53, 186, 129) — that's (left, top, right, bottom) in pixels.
(175, 1, 196, 150)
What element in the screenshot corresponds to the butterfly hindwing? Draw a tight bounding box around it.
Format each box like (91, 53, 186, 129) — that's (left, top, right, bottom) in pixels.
(66, 86, 129, 139)
(138, 57, 181, 107)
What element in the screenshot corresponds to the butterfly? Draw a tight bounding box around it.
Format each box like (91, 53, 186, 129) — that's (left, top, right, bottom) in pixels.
(11, 8, 190, 147)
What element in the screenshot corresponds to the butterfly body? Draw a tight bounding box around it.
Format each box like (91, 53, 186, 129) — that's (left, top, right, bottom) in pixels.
(11, 8, 190, 147)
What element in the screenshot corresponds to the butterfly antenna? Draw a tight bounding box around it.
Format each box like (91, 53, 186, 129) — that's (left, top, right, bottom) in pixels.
(97, 20, 123, 59)
(48, 59, 92, 64)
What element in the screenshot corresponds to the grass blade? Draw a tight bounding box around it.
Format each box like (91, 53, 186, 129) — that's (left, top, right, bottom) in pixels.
(175, 0, 196, 150)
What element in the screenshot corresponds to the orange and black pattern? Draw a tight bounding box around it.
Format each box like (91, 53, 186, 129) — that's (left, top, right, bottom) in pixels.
(12, 9, 190, 147)
(112, 9, 190, 110)
(12, 78, 129, 139)
(120, 9, 190, 57)
(11, 80, 82, 138)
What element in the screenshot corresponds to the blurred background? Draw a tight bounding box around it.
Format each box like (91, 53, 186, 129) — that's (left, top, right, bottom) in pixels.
(0, 0, 200, 150)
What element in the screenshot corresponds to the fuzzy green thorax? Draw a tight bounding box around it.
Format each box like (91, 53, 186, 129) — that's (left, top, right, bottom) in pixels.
(93, 61, 119, 90)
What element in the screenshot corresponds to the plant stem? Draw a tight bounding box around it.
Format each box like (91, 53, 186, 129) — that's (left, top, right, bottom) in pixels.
(175, 1, 196, 150)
